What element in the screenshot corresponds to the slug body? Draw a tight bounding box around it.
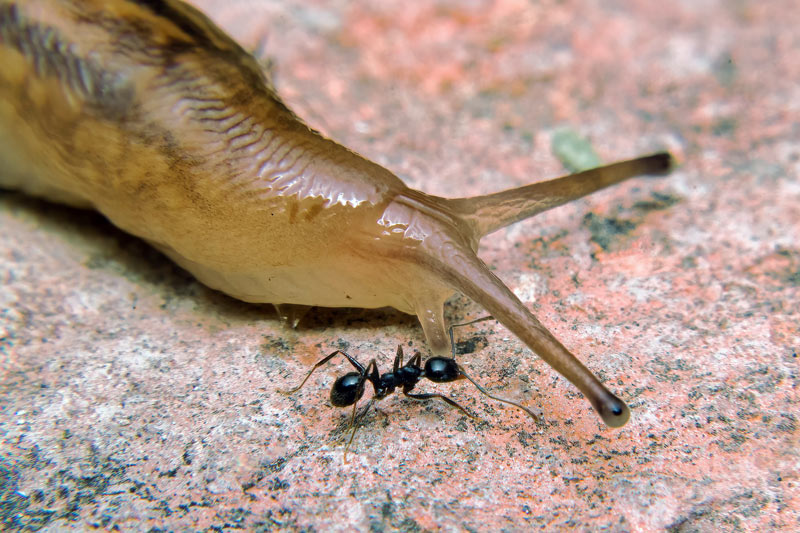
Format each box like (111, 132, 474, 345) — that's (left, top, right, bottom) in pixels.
(0, 0, 672, 427)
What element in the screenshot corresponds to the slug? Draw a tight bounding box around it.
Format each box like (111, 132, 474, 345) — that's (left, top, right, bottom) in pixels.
(0, 0, 672, 427)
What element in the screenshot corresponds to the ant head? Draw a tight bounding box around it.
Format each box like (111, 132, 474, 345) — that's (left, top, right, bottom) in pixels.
(423, 357, 463, 383)
(330, 371, 366, 407)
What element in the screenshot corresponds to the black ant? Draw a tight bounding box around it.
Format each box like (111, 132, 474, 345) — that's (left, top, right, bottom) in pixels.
(281, 317, 539, 458)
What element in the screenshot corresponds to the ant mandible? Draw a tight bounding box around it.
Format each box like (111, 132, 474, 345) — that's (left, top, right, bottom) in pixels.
(280, 317, 539, 459)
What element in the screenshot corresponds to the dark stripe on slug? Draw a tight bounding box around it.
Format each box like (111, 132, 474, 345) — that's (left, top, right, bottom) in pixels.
(111, 0, 263, 73)
(70, 0, 289, 117)
(126, 0, 221, 51)
(0, 2, 135, 120)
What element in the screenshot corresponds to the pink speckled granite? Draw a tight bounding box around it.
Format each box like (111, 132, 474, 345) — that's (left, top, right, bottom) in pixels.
(1, 0, 798, 531)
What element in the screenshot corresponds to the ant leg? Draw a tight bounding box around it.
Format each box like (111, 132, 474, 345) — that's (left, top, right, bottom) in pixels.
(343, 398, 375, 462)
(448, 316, 495, 357)
(404, 391, 480, 420)
(393, 345, 404, 372)
(341, 359, 386, 461)
(279, 349, 367, 395)
(363, 359, 383, 395)
(391, 346, 422, 373)
(457, 365, 540, 421)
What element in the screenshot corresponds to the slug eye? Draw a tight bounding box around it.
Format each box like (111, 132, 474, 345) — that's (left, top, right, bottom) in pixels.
(330, 372, 365, 407)
(593, 393, 631, 428)
(423, 357, 461, 383)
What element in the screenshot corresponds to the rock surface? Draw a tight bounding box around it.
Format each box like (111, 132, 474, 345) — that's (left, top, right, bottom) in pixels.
(1, 0, 797, 530)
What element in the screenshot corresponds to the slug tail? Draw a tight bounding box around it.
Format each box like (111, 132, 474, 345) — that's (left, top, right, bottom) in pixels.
(420, 245, 631, 427)
(450, 152, 672, 237)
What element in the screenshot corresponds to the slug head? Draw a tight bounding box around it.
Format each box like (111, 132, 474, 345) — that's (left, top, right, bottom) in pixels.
(373, 154, 672, 428)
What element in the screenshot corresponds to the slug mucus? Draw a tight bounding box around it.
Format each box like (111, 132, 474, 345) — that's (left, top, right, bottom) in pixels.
(0, 0, 673, 429)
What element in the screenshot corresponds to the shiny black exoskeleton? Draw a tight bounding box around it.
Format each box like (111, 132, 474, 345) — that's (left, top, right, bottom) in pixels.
(282, 318, 539, 459)
(327, 348, 474, 412)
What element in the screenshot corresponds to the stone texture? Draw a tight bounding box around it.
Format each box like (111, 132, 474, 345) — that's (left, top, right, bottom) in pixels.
(1, 0, 798, 530)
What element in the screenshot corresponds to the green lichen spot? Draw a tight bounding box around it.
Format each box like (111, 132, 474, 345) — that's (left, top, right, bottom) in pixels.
(551, 128, 602, 172)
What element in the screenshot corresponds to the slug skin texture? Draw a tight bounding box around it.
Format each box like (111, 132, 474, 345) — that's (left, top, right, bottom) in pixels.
(0, 0, 673, 427)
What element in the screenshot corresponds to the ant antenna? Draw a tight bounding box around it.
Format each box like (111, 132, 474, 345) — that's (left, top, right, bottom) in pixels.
(448, 315, 495, 355)
(449, 316, 540, 421)
(457, 367, 539, 420)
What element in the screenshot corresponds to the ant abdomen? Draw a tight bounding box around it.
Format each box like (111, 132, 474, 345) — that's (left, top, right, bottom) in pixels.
(330, 372, 365, 407)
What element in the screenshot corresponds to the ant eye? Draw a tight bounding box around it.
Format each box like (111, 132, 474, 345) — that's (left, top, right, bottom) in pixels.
(330, 372, 365, 407)
(424, 358, 460, 383)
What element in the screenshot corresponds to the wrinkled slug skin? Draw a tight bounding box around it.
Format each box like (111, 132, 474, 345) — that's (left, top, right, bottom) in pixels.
(0, 0, 674, 426)
(0, 0, 428, 309)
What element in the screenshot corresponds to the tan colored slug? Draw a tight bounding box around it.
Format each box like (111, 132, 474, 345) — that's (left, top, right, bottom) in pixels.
(0, 0, 672, 427)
